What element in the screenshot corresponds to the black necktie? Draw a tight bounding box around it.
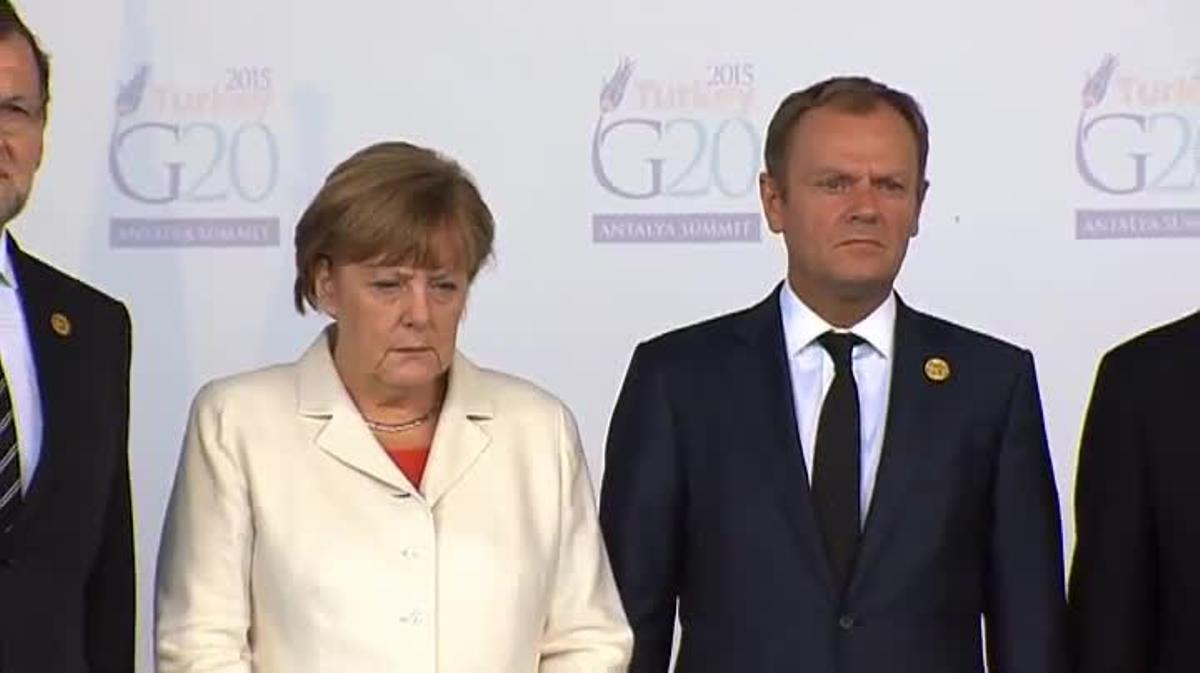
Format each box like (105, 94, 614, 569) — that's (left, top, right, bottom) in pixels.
(812, 331, 862, 592)
(0, 360, 21, 530)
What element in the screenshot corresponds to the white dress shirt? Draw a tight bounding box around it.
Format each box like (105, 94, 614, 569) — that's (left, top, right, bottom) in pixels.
(0, 229, 44, 492)
(779, 282, 896, 526)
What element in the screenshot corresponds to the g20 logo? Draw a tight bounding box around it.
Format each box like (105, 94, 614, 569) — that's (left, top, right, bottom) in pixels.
(591, 59, 760, 201)
(109, 121, 280, 205)
(108, 64, 281, 205)
(1076, 111, 1200, 195)
(591, 116, 760, 200)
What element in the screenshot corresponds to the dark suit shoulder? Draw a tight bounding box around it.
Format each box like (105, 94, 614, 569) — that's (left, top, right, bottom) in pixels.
(636, 295, 1038, 372)
(1092, 311, 1200, 392)
(11, 243, 130, 342)
(635, 301, 763, 365)
(1104, 310, 1200, 365)
(904, 306, 1030, 359)
(17, 250, 126, 314)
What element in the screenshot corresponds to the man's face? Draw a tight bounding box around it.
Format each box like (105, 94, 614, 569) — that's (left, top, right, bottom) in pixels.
(0, 32, 45, 228)
(760, 103, 924, 313)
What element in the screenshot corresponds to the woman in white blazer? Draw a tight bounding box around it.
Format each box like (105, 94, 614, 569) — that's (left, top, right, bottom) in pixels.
(155, 141, 632, 673)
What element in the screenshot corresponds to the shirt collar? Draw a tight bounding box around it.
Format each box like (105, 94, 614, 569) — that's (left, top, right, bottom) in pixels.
(0, 229, 16, 289)
(779, 281, 896, 360)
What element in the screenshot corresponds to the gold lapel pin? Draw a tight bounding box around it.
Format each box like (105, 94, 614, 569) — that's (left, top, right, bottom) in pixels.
(924, 357, 950, 383)
(50, 312, 72, 338)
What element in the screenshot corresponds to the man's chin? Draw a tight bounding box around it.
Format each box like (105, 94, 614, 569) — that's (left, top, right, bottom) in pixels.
(0, 191, 29, 228)
(831, 276, 896, 303)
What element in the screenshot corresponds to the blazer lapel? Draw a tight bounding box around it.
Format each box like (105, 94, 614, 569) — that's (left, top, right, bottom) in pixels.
(8, 238, 86, 519)
(849, 299, 948, 593)
(733, 285, 837, 596)
(298, 339, 494, 505)
(297, 332, 415, 495)
(421, 354, 491, 508)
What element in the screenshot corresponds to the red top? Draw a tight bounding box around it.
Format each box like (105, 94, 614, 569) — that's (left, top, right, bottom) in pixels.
(385, 446, 431, 487)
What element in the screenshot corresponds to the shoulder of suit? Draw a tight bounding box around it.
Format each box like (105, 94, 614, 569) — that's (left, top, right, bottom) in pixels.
(467, 363, 572, 416)
(191, 361, 297, 413)
(635, 302, 761, 361)
(16, 247, 129, 318)
(1101, 310, 1200, 371)
(635, 297, 1036, 364)
(466, 365, 589, 471)
(902, 304, 1031, 364)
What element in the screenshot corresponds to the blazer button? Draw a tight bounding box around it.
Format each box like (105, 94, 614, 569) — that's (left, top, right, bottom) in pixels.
(838, 615, 856, 630)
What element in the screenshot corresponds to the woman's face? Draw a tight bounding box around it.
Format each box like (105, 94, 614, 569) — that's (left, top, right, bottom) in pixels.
(316, 253, 470, 399)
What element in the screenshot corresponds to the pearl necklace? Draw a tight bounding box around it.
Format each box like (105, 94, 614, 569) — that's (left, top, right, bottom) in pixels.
(362, 410, 434, 433)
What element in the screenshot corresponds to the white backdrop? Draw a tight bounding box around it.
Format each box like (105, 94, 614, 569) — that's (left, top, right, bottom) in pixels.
(12, 0, 1200, 669)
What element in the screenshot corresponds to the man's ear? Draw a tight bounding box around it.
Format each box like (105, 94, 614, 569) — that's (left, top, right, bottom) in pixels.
(760, 171, 786, 234)
(912, 178, 930, 237)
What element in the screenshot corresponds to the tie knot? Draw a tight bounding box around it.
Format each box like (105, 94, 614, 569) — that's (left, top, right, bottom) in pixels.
(817, 331, 862, 370)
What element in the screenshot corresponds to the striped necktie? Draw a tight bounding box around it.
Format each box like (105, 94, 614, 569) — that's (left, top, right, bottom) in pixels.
(0, 360, 21, 529)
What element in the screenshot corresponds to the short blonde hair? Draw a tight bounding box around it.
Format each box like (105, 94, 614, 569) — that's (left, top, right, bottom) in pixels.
(293, 141, 495, 313)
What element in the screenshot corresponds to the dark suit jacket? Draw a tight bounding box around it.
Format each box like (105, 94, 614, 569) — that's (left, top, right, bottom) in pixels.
(1068, 311, 1200, 673)
(0, 237, 133, 673)
(600, 286, 1067, 673)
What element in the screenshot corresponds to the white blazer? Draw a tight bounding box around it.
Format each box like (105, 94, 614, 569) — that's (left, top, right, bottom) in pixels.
(156, 332, 632, 673)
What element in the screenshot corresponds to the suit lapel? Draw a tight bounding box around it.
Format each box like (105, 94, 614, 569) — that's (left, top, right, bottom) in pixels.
(420, 354, 491, 508)
(8, 238, 86, 519)
(849, 300, 948, 593)
(298, 335, 493, 504)
(733, 286, 837, 595)
(313, 414, 414, 493)
(298, 333, 416, 494)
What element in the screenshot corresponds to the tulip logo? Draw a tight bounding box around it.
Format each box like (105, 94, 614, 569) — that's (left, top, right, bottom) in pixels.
(107, 64, 286, 248)
(1074, 53, 1200, 239)
(589, 57, 764, 243)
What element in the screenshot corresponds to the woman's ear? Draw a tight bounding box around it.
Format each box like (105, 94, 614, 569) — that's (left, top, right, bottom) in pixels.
(313, 256, 338, 317)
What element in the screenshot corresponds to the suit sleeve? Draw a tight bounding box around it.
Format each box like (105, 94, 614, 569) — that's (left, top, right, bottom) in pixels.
(84, 303, 136, 673)
(984, 350, 1068, 673)
(538, 404, 634, 673)
(155, 384, 253, 673)
(599, 344, 682, 673)
(1067, 351, 1154, 673)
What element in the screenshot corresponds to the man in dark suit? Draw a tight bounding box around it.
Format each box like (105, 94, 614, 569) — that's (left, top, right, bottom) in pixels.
(0, 4, 134, 673)
(600, 76, 1067, 673)
(1068, 312, 1200, 673)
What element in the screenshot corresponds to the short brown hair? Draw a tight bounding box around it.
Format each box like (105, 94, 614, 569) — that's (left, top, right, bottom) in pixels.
(763, 76, 929, 188)
(293, 141, 495, 314)
(0, 2, 51, 112)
